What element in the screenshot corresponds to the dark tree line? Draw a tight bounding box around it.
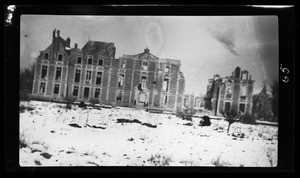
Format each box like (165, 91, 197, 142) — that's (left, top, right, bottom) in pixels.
(20, 63, 35, 101)
(252, 82, 278, 122)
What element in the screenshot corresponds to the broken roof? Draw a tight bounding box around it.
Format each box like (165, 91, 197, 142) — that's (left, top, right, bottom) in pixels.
(81, 40, 115, 58)
(122, 48, 180, 65)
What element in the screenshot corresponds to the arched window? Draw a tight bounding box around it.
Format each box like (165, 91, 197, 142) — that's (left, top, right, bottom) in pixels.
(226, 87, 232, 98)
(87, 57, 93, 65)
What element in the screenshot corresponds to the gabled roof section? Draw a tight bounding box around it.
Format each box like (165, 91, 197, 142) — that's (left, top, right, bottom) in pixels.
(44, 36, 69, 52)
(81, 40, 115, 58)
(123, 48, 159, 61)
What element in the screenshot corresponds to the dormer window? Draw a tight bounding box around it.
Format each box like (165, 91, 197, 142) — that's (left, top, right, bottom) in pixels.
(77, 57, 82, 64)
(142, 61, 148, 70)
(57, 54, 63, 61)
(242, 73, 248, 80)
(120, 60, 126, 69)
(44, 52, 49, 59)
(87, 57, 93, 65)
(164, 65, 170, 73)
(98, 59, 103, 66)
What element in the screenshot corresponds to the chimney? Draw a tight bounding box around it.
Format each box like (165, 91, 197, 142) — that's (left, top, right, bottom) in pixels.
(57, 30, 60, 37)
(144, 47, 150, 53)
(53, 29, 56, 38)
(66, 37, 71, 47)
(74, 43, 78, 49)
(249, 75, 252, 80)
(234, 67, 241, 79)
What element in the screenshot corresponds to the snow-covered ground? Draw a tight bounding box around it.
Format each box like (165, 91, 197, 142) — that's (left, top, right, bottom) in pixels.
(19, 101, 278, 167)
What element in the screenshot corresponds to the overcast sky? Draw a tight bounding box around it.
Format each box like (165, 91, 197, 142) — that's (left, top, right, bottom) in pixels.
(20, 15, 278, 95)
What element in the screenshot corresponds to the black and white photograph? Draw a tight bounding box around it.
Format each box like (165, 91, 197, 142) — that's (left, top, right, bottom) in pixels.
(17, 13, 282, 167)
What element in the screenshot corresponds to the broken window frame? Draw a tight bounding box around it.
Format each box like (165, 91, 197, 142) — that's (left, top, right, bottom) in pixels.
(164, 65, 171, 73)
(116, 90, 123, 101)
(55, 67, 62, 81)
(226, 87, 232, 99)
(242, 73, 247, 80)
(240, 86, 247, 100)
(142, 61, 148, 71)
(94, 88, 101, 98)
(163, 78, 170, 92)
(74, 69, 81, 83)
(120, 60, 126, 69)
(39, 82, 46, 94)
(53, 83, 60, 95)
(194, 98, 198, 107)
(73, 86, 79, 96)
(117, 74, 125, 87)
(141, 76, 147, 89)
(41, 65, 48, 79)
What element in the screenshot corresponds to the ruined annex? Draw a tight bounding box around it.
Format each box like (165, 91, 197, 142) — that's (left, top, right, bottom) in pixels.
(31, 29, 186, 113)
(205, 67, 255, 116)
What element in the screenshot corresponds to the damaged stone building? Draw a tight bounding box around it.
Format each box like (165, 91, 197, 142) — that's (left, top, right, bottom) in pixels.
(204, 67, 254, 115)
(31, 29, 185, 112)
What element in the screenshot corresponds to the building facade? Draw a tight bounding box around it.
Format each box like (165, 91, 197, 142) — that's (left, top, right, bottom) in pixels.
(181, 94, 204, 111)
(205, 67, 254, 115)
(31, 29, 185, 112)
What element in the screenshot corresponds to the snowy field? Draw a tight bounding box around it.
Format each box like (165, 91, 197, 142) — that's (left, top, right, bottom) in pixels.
(19, 101, 278, 167)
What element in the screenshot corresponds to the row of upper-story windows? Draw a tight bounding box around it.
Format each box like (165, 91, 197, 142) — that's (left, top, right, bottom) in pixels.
(75, 56, 104, 66)
(43, 52, 63, 61)
(43, 52, 104, 65)
(74, 69, 103, 85)
(225, 85, 248, 100)
(43, 52, 173, 72)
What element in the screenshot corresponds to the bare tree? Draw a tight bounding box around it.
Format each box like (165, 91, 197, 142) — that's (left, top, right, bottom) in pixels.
(220, 106, 242, 134)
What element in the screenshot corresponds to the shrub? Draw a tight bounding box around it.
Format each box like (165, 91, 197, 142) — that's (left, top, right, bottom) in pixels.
(40, 152, 52, 159)
(79, 101, 87, 109)
(34, 159, 42, 165)
(199, 115, 211, 126)
(148, 153, 172, 166)
(65, 96, 76, 110)
(239, 113, 256, 125)
(176, 107, 196, 121)
(90, 98, 100, 106)
(211, 155, 231, 167)
(20, 105, 26, 113)
(19, 105, 34, 113)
